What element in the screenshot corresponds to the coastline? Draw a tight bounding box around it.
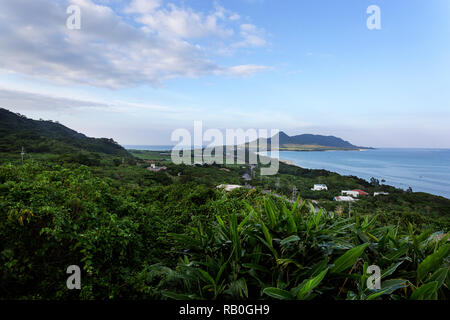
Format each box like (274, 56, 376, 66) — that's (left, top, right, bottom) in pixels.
(276, 148, 370, 152)
(265, 150, 450, 199)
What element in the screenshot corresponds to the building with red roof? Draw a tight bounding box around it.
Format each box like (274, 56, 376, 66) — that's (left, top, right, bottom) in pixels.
(341, 189, 369, 197)
(352, 189, 369, 196)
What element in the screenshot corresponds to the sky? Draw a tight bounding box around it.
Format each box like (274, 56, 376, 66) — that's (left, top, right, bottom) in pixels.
(0, 0, 449, 148)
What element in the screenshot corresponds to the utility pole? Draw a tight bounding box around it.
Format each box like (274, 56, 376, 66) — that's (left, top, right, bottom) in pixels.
(349, 201, 352, 218)
(292, 186, 298, 201)
(21, 146, 25, 164)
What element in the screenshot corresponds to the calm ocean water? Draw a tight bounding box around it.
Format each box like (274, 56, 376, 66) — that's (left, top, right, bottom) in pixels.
(268, 149, 450, 199)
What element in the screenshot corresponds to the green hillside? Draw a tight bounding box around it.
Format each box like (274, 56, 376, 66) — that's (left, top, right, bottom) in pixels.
(0, 108, 132, 158)
(255, 131, 371, 151)
(0, 108, 134, 166)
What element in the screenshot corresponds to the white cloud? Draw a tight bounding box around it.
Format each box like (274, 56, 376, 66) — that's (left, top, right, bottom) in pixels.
(0, 88, 109, 111)
(0, 0, 269, 89)
(130, 2, 234, 39)
(229, 14, 241, 21)
(0, 86, 201, 114)
(233, 23, 267, 48)
(219, 65, 272, 77)
(125, 0, 161, 14)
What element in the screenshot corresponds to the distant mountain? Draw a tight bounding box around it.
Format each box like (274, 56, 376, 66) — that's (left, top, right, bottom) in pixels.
(0, 108, 132, 158)
(258, 131, 371, 151)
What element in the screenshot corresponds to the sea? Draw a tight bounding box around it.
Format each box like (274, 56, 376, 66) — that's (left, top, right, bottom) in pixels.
(124, 145, 450, 199)
(268, 148, 450, 199)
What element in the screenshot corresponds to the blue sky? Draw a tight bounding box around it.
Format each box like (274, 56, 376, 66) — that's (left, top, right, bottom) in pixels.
(0, 0, 449, 147)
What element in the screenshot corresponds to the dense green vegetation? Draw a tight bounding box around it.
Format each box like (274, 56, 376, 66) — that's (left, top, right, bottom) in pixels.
(0, 108, 132, 160)
(1, 159, 448, 300)
(0, 109, 448, 300)
(150, 195, 449, 300)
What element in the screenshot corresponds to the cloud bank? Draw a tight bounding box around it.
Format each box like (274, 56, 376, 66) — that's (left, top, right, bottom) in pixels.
(0, 0, 269, 88)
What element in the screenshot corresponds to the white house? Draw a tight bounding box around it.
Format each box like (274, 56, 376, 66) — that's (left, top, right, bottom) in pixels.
(334, 196, 355, 202)
(341, 190, 359, 197)
(374, 192, 389, 196)
(217, 184, 242, 192)
(312, 184, 328, 191)
(342, 189, 369, 197)
(341, 189, 369, 198)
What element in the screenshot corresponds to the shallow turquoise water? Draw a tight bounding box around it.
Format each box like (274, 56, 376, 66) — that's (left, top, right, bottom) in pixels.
(268, 148, 450, 199)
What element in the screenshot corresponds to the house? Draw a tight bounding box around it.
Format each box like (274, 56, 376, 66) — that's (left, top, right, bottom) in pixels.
(341, 190, 359, 197)
(374, 192, 389, 196)
(341, 189, 368, 197)
(334, 196, 355, 202)
(312, 184, 328, 191)
(217, 184, 242, 192)
(147, 163, 167, 172)
(352, 189, 369, 196)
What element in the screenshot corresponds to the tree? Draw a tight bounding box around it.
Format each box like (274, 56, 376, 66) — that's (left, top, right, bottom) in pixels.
(370, 177, 380, 186)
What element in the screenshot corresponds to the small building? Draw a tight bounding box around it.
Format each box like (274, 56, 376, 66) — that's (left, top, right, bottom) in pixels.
(217, 184, 242, 192)
(242, 173, 251, 181)
(341, 190, 359, 197)
(374, 192, 389, 196)
(147, 163, 167, 172)
(312, 184, 328, 191)
(352, 189, 369, 196)
(342, 189, 368, 197)
(334, 196, 355, 202)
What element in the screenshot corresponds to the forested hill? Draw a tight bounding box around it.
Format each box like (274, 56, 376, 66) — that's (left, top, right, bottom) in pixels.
(263, 131, 370, 150)
(0, 108, 131, 158)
